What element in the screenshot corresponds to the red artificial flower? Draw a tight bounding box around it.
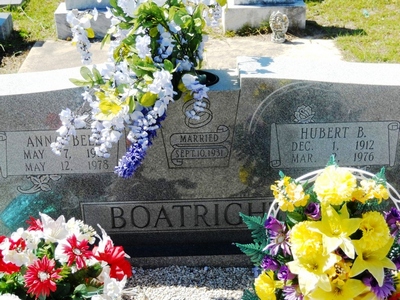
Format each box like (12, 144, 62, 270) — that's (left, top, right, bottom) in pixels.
(24, 256, 62, 299)
(0, 236, 21, 274)
(26, 216, 43, 231)
(9, 237, 26, 252)
(63, 234, 93, 269)
(93, 239, 132, 280)
(389, 292, 400, 300)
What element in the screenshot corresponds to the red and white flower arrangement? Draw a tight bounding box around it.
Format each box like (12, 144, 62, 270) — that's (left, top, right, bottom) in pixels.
(0, 213, 132, 299)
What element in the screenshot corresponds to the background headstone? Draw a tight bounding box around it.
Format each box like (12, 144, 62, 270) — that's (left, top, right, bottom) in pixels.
(222, 0, 305, 33)
(0, 12, 12, 40)
(55, 1, 111, 40)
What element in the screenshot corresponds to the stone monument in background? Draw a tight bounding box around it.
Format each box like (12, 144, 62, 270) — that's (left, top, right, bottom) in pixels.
(222, 0, 305, 33)
(55, 0, 111, 39)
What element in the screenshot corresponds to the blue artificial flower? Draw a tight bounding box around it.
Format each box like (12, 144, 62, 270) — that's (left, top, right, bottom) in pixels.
(114, 142, 147, 178)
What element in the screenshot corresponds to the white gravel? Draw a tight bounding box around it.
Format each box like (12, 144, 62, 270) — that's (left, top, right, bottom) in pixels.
(122, 266, 254, 300)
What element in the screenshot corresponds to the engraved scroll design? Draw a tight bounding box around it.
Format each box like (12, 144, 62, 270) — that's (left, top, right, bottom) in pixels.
(0, 131, 62, 193)
(17, 175, 62, 194)
(270, 121, 400, 169)
(170, 125, 230, 166)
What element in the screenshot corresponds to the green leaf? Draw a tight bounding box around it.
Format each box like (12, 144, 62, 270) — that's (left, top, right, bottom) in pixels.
(327, 154, 337, 166)
(374, 167, 387, 185)
(163, 59, 174, 72)
(235, 242, 266, 266)
(74, 283, 88, 296)
(140, 92, 158, 107)
(286, 211, 305, 226)
(242, 289, 260, 300)
(92, 67, 105, 85)
(80, 66, 94, 82)
(239, 212, 268, 244)
(69, 78, 92, 88)
(149, 26, 159, 38)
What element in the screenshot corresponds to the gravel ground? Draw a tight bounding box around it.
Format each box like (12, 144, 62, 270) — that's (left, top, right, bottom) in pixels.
(122, 266, 255, 300)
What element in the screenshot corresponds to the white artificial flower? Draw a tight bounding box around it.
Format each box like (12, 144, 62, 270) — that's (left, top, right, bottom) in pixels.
(135, 35, 151, 59)
(40, 213, 69, 243)
(65, 218, 97, 244)
(91, 273, 127, 300)
(0, 294, 22, 300)
(0, 235, 37, 267)
(20, 228, 43, 251)
(93, 7, 99, 21)
(117, 0, 138, 18)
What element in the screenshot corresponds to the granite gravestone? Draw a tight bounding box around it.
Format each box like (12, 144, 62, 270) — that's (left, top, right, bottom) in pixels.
(55, 0, 111, 40)
(1, 59, 400, 263)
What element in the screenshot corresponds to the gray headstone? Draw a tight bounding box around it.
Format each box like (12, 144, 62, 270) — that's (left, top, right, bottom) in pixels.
(55, 2, 111, 40)
(65, 0, 110, 10)
(0, 0, 25, 7)
(0, 12, 12, 40)
(0, 58, 400, 261)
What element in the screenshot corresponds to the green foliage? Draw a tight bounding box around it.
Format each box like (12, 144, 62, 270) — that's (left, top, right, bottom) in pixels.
(236, 243, 266, 266)
(69, 66, 105, 88)
(239, 212, 268, 244)
(235, 213, 268, 266)
(234, 21, 270, 37)
(242, 289, 259, 300)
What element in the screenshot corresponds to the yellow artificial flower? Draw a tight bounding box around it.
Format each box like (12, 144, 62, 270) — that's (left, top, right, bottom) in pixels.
(326, 259, 352, 286)
(313, 165, 357, 205)
(355, 291, 380, 300)
(359, 211, 390, 252)
(254, 270, 282, 300)
(308, 204, 361, 259)
(271, 176, 309, 212)
(95, 88, 129, 120)
(287, 252, 341, 296)
(352, 179, 389, 204)
(308, 278, 367, 300)
(349, 237, 396, 286)
(290, 221, 324, 258)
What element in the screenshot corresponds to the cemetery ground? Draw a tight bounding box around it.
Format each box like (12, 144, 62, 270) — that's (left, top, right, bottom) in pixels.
(0, 0, 399, 74)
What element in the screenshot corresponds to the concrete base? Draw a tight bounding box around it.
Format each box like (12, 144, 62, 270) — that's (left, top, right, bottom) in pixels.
(55, 2, 111, 40)
(222, 0, 305, 33)
(0, 12, 12, 40)
(0, 0, 25, 6)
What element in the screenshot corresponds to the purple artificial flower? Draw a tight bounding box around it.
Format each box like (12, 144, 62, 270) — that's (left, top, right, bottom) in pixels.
(264, 218, 291, 256)
(265, 216, 284, 233)
(283, 285, 304, 300)
(304, 202, 321, 221)
(261, 255, 280, 271)
(393, 256, 400, 270)
(363, 273, 395, 300)
(384, 207, 400, 237)
(277, 265, 296, 281)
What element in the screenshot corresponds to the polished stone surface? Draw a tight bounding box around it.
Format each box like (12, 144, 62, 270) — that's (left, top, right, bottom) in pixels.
(0, 12, 12, 40)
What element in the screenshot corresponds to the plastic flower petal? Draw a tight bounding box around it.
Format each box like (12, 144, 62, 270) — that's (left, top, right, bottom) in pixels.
(254, 270, 283, 300)
(24, 256, 62, 298)
(287, 252, 341, 295)
(308, 278, 367, 300)
(359, 211, 391, 252)
(350, 238, 396, 286)
(313, 165, 357, 205)
(40, 213, 68, 243)
(308, 204, 361, 259)
(63, 234, 93, 269)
